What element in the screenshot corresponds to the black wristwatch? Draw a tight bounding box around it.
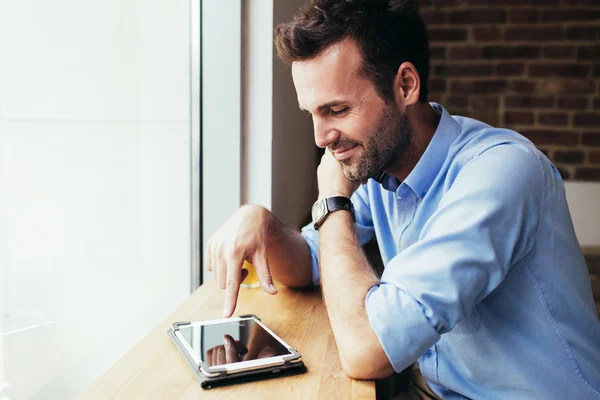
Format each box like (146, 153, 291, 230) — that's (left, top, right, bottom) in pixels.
(311, 196, 355, 230)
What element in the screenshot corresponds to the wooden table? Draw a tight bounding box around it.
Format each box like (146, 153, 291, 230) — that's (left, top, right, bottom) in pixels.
(79, 280, 375, 399)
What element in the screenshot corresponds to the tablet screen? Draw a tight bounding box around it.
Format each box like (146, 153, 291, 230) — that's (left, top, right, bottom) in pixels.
(178, 319, 292, 367)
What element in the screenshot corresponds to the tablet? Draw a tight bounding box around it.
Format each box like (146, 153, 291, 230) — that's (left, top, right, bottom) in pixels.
(168, 314, 306, 388)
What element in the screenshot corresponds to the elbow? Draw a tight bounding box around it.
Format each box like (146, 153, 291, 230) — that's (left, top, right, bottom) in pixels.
(339, 346, 395, 380)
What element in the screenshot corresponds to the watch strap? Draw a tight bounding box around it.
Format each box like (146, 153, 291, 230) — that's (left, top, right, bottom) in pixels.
(313, 196, 355, 230)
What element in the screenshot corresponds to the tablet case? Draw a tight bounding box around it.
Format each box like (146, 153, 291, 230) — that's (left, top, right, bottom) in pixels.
(167, 314, 307, 389)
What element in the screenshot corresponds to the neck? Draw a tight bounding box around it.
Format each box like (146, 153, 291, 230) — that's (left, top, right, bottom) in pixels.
(386, 102, 440, 183)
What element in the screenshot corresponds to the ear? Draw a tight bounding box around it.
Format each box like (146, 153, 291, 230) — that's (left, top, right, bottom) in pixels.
(393, 62, 421, 107)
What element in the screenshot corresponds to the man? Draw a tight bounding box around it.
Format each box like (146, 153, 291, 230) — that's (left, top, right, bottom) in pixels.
(205, 0, 600, 398)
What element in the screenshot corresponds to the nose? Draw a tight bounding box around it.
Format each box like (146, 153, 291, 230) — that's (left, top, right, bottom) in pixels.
(313, 117, 340, 149)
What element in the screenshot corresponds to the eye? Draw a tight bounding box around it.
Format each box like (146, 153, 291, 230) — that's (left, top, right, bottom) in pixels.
(330, 107, 349, 116)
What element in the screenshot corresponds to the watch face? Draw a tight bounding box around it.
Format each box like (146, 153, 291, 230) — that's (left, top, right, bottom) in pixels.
(312, 200, 326, 223)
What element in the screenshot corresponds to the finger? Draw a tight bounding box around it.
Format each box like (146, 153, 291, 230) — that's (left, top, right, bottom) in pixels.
(224, 335, 239, 364)
(253, 244, 277, 295)
(257, 346, 277, 359)
(205, 243, 213, 272)
(206, 348, 213, 366)
(216, 346, 226, 366)
(211, 347, 217, 366)
(211, 245, 218, 281)
(223, 253, 244, 317)
(216, 249, 227, 289)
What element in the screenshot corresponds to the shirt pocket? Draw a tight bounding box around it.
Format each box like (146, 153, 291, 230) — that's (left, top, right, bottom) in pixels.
(450, 306, 481, 336)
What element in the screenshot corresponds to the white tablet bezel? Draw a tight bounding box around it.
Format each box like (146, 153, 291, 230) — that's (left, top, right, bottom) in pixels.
(173, 316, 299, 376)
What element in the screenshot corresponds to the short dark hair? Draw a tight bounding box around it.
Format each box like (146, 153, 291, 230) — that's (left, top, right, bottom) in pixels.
(275, 0, 430, 103)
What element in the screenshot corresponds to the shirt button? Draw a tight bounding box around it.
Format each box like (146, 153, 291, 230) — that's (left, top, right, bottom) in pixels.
(424, 349, 432, 357)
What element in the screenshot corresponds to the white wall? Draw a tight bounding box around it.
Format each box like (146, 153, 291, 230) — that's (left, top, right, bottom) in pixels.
(0, 0, 191, 398)
(565, 182, 600, 248)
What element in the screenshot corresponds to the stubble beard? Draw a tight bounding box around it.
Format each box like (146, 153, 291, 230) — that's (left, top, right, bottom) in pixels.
(340, 105, 413, 182)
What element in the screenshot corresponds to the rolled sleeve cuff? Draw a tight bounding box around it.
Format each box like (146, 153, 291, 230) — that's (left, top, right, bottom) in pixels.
(300, 224, 320, 286)
(365, 283, 441, 373)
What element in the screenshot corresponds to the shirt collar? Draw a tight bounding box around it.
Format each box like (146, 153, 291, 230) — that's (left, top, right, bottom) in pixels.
(374, 103, 460, 198)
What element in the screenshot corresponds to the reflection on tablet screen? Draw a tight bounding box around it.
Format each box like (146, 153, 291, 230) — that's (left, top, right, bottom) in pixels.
(178, 319, 292, 366)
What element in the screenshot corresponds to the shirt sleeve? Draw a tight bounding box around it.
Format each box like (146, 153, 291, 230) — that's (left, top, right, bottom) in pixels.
(365, 142, 544, 372)
(300, 183, 376, 285)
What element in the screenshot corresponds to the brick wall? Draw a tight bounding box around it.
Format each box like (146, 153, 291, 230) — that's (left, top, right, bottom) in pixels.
(421, 0, 600, 181)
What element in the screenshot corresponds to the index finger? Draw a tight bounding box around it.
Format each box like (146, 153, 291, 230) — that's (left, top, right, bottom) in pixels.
(222, 253, 244, 318)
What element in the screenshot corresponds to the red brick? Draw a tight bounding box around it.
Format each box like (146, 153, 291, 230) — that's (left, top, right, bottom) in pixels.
(566, 25, 600, 41)
(558, 97, 589, 110)
(432, 0, 464, 5)
(469, 97, 499, 111)
(422, 10, 446, 25)
(529, 63, 590, 78)
(496, 63, 525, 76)
(508, 9, 538, 24)
(450, 80, 508, 94)
(448, 9, 506, 24)
(543, 45, 576, 59)
(582, 132, 600, 146)
(577, 45, 600, 61)
(482, 46, 541, 59)
(429, 78, 447, 93)
(538, 79, 596, 94)
(521, 130, 579, 146)
(574, 113, 600, 127)
(434, 64, 494, 77)
(590, 151, 600, 164)
(562, 0, 600, 5)
(467, 0, 523, 4)
(468, 111, 499, 126)
(555, 166, 571, 180)
(445, 96, 469, 109)
(594, 97, 600, 109)
(505, 27, 563, 42)
(538, 112, 569, 126)
(505, 111, 535, 125)
(447, 107, 468, 116)
(542, 9, 600, 23)
(473, 27, 502, 41)
(554, 151, 585, 164)
(448, 46, 481, 59)
(430, 47, 447, 60)
(428, 28, 468, 42)
(575, 168, 600, 181)
(509, 80, 537, 93)
(505, 96, 555, 108)
(429, 94, 443, 104)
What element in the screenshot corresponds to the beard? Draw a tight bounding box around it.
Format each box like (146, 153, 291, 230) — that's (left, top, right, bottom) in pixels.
(331, 104, 414, 182)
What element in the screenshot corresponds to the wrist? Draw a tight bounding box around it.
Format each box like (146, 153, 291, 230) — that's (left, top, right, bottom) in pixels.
(318, 190, 352, 200)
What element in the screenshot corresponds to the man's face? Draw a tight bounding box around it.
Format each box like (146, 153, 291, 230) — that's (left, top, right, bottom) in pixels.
(292, 39, 413, 182)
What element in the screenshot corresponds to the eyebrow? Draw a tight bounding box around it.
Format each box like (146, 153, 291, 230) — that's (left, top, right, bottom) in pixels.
(299, 100, 347, 114)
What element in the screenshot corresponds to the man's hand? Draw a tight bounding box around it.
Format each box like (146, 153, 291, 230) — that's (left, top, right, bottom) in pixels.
(205, 334, 248, 366)
(205, 205, 278, 318)
(317, 149, 361, 199)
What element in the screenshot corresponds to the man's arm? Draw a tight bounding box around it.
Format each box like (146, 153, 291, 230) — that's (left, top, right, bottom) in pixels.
(318, 210, 394, 380)
(265, 209, 313, 288)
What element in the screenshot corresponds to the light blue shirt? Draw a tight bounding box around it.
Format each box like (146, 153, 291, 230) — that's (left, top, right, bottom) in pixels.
(301, 103, 600, 399)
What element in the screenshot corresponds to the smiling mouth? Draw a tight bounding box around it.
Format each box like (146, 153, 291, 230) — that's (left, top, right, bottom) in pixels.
(332, 144, 359, 161)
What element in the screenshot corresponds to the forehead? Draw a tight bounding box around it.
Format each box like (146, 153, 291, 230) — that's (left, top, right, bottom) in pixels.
(291, 39, 370, 108)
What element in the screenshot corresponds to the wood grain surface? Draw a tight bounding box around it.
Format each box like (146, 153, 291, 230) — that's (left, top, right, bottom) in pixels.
(78, 280, 375, 399)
